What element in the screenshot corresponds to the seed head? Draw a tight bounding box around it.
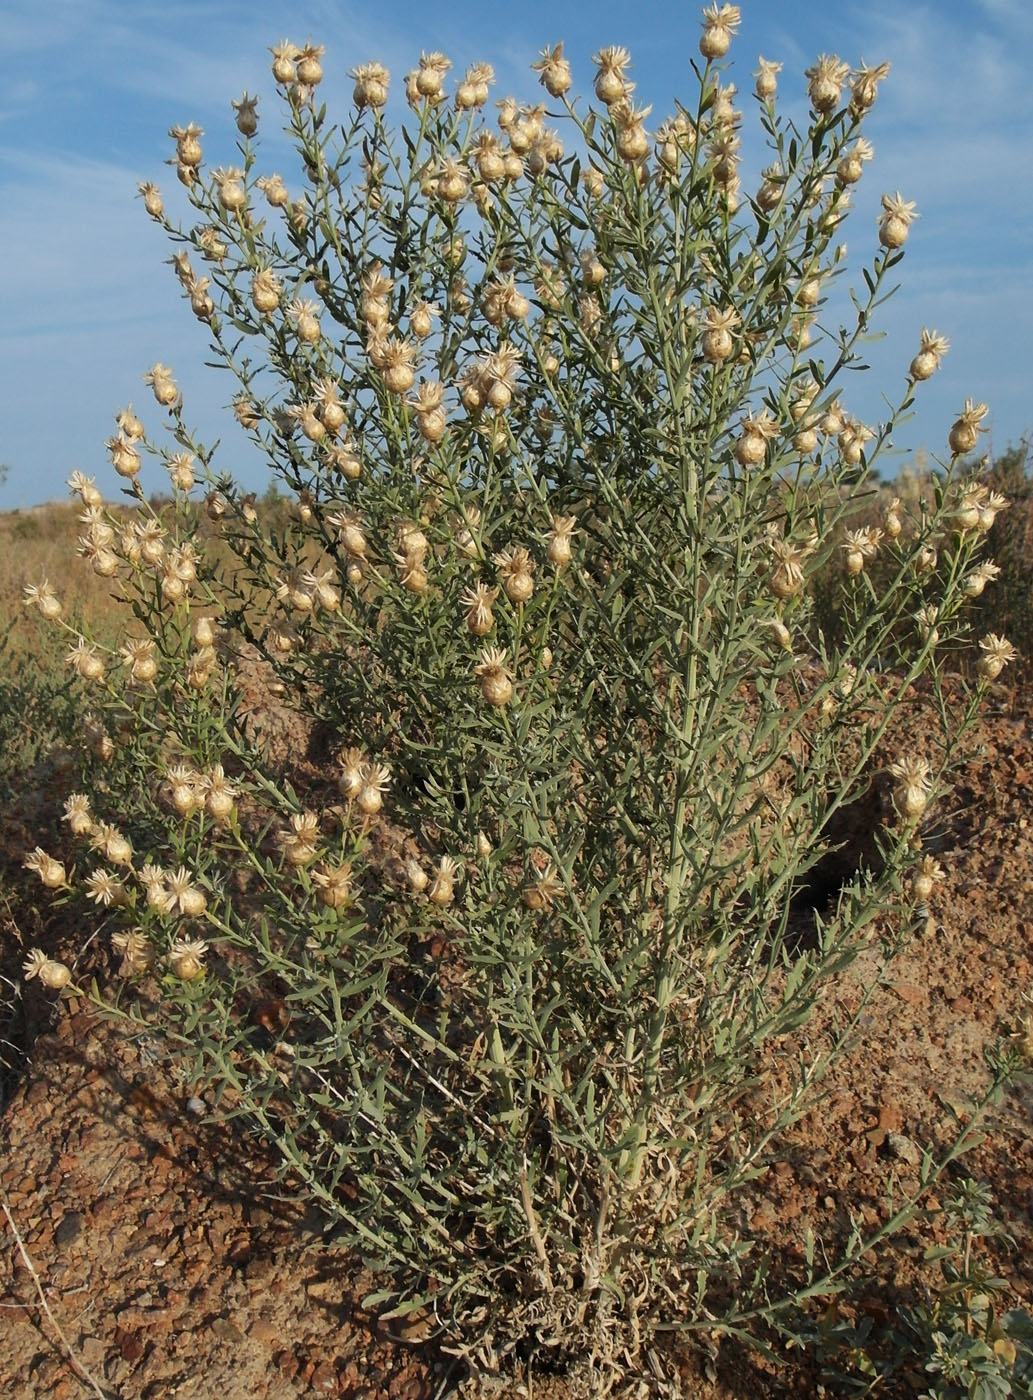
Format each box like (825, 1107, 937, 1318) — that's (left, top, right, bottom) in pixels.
(836, 137, 874, 187)
(910, 329, 949, 382)
(734, 411, 779, 467)
(851, 60, 891, 113)
(90, 822, 133, 867)
(251, 267, 283, 315)
(887, 755, 933, 820)
(948, 399, 989, 456)
(428, 855, 460, 907)
(23, 949, 72, 991)
(842, 526, 883, 576)
(962, 561, 1001, 598)
(406, 858, 429, 893)
(494, 547, 535, 603)
(270, 40, 300, 85)
(296, 42, 325, 88)
(523, 864, 562, 910)
(23, 577, 62, 621)
(701, 305, 739, 363)
(138, 182, 164, 218)
(767, 536, 812, 600)
(592, 46, 633, 107)
(357, 762, 391, 816)
(753, 56, 782, 101)
(85, 868, 129, 908)
(878, 192, 918, 250)
(351, 61, 390, 110)
(312, 863, 353, 909)
(911, 854, 945, 902)
(144, 363, 180, 409)
(107, 434, 141, 479)
(805, 54, 850, 113)
(456, 62, 494, 110)
(164, 866, 208, 917)
(68, 471, 103, 507)
(532, 43, 572, 97)
(112, 929, 156, 976)
(546, 516, 577, 569)
(203, 764, 238, 824)
(475, 647, 514, 707)
(976, 633, 1018, 682)
(289, 298, 321, 345)
(63, 793, 95, 837)
(67, 639, 106, 682)
(699, 4, 741, 59)
(169, 938, 208, 982)
(169, 122, 203, 167)
(24, 848, 67, 889)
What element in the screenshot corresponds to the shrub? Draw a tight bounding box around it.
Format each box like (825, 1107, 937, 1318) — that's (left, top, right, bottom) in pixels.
(20, 15, 1027, 1393)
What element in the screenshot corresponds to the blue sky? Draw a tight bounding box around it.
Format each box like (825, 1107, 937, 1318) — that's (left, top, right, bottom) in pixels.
(1, 0, 1031, 507)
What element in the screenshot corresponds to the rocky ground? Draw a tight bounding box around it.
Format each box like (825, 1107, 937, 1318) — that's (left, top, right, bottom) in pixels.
(1, 677, 1031, 1399)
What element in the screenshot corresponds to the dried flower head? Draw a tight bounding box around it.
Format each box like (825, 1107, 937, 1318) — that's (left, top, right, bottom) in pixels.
(63, 793, 95, 837)
(805, 54, 850, 113)
(138, 181, 164, 218)
(85, 868, 129, 908)
(203, 764, 238, 823)
(494, 547, 535, 603)
(23, 577, 62, 621)
(475, 647, 514, 707)
(976, 633, 1018, 682)
(68, 471, 104, 507)
(879, 192, 918, 250)
(169, 937, 208, 981)
(296, 42, 325, 88)
(456, 62, 494, 110)
(911, 854, 945, 902)
(851, 60, 891, 113)
(910, 329, 949, 382)
(701, 305, 739, 363)
(767, 536, 812, 599)
(753, 56, 782, 100)
(357, 762, 391, 816)
(428, 855, 460, 907)
(143, 363, 180, 410)
(948, 399, 989, 456)
(289, 297, 321, 344)
(67, 638, 106, 682)
(700, 5, 741, 59)
(311, 862, 353, 909)
(592, 46, 633, 107)
(24, 847, 67, 889)
(90, 822, 133, 867)
(734, 411, 779, 467)
(406, 858, 429, 893)
(164, 866, 208, 917)
(270, 40, 300, 85)
(961, 561, 1001, 598)
(351, 61, 390, 109)
(23, 949, 73, 991)
(112, 928, 156, 976)
(842, 526, 883, 576)
(532, 43, 572, 97)
(888, 755, 933, 820)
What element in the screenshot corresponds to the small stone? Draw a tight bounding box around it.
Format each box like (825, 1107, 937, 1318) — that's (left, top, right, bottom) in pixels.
(886, 1132, 922, 1166)
(54, 1212, 83, 1248)
(210, 1316, 245, 1343)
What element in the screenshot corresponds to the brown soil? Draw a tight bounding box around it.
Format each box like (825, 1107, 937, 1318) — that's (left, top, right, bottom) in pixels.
(1, 678, 1031, 1400)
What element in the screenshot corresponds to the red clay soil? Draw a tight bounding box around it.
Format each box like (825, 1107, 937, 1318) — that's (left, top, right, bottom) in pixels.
(1, 682, 1031, 1400)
